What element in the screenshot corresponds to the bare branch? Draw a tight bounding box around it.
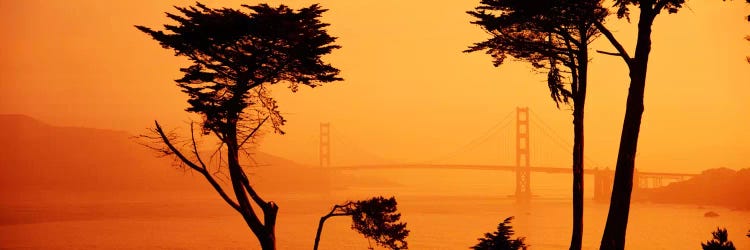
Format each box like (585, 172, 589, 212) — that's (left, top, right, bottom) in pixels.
(239, 116, 270, 148)
(594, 21, 633, 68)
(240, 169, 271, 211)
(154, 120, 241, 212)
(190, 122, 208, 171)
(154, 122, 203, 172)
(596, 50, 624, 57)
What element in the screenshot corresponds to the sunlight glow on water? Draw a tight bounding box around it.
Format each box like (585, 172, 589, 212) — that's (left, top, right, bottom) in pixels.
(1, 170, 747, 249)
(1, 195, 748, 250)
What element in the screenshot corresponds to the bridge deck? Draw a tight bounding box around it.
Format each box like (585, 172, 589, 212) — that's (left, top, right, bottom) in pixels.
(332, 164, 697, 177)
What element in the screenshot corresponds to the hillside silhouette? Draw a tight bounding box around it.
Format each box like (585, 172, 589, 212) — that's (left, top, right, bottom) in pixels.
(1, 114, 400, 225)
(638, 167, 750, 209)
(0, 114, 198, 197)
(0, 114, 359, 201)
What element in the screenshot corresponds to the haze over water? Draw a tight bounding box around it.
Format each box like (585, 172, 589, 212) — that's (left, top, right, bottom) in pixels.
(1, 0, 749, 249)
(2, 170, 749, 249)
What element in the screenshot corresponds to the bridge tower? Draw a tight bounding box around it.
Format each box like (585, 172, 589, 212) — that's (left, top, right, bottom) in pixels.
(593, 168, 614, 202)
(515, 107, 532, 203)
(319, 123, 331, 167)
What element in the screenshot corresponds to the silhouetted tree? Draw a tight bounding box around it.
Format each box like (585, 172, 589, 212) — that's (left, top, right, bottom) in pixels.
(314, 196, 409, 250)
(135, 3, 341, 250)
(471, 216, 528, 250)
(466, 1, 605, 249)
(590, 1, 697, 248)
(702, 228, 736, 250)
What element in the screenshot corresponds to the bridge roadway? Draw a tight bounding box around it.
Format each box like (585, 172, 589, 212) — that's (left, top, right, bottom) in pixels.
(332, 164, 698, 178)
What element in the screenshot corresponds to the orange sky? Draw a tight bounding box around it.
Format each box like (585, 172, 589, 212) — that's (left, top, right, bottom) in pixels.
(1, 0, 749, 173)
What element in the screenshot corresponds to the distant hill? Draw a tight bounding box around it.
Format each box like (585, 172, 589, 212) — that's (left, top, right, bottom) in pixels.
(638, 167, 750, 209)
(0, 114, 339, 203)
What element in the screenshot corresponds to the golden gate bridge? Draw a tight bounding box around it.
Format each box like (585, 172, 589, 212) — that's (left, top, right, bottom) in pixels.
(317, 107, 697, 203)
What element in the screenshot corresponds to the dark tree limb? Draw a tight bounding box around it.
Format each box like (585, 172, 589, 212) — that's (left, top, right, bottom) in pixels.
(154, 120, 241, 212)
(239, 116, 269, 148)
(594, 21, 633, 68)
(313, 202, 354, 250)
(190, 122, 209, 171)
(596, 50, 624, 57)
(138, 3, 342, 249)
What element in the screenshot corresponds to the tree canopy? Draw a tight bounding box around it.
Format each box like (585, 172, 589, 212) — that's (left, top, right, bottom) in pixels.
(314, 196, 409, 250)
(466, 2, 605, 249)
(135, 2, 341, 249)
(136, 3, 341, 134)
(466, 0, 605, 106)
(471, 216, 527, 250)
(349, 196, 410, 250)
(701, 228, 736, 250)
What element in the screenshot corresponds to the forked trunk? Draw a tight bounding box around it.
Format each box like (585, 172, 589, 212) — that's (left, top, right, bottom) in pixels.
(599, 6, 655, 250)
(261, 205, 278, 250)
(226, 122, 278, 250)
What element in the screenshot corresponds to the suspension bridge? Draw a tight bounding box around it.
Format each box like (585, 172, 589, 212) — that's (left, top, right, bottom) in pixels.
(317, 107, 697, 203)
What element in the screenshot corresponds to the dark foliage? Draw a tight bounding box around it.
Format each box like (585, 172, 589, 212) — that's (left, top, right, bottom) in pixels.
(701, 228, 736, 250)
(466, 2, 605, 249)
(465, 0, 605, 106)
(314, 196, 409, 250)
(471, 216, 527, 250)
(136, 3, 341, 134)
(349, 197, 410, 250)
(135, 2, 341, 250)
(613, 0, 685, 21)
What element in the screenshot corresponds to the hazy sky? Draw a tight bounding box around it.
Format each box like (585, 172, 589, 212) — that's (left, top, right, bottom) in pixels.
(1, 0, 748, 173)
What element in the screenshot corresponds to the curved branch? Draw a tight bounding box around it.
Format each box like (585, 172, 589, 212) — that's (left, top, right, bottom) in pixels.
(313, 202, 355, 250)
(593, 21, 633, 68)
(190, 122, 208, 170)
(240, 171, 270, 210)
(154, 120, 240, 212)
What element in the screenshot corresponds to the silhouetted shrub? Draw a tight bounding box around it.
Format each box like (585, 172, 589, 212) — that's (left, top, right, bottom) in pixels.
(471, 216, 527, 250)
(314, 196, 408, 250)
(701, 228, 735, 250)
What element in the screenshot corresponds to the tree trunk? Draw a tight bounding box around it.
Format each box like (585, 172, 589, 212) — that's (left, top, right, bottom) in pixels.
(313, 214, 333, 250)
(261, 204, 279, 250)
(570, 109, 584, 250)
(226, 123, 277, 250)
(259, 231, 276, 250)
(599, 6, 655, 250)
(569, 46, 587, 250)
(258, 202, 278, 250)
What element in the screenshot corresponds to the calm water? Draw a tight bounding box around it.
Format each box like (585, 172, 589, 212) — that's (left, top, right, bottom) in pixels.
(2, 170, 749, 249)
